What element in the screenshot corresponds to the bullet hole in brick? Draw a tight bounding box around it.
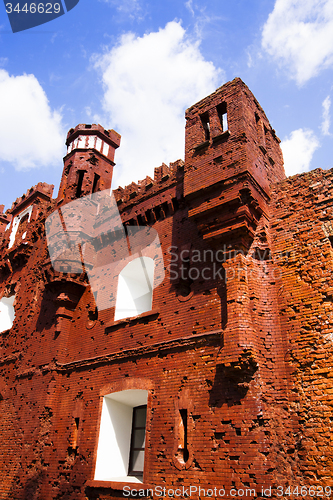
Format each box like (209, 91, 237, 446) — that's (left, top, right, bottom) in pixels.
(193, 458, 202, 470)
(235, 428, 241, 436)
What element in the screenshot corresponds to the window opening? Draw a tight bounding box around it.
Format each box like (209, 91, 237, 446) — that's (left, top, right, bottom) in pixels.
(128, 405, 147, 476)
(8, 205, 33, 249)
(92, 173, 100, 194)
(76, 170, 85, 198)
(177, 409, 189, 463)
(114, 257, 154, 321)
(216, 103, 228, 132)
(94, 389, 148, 482)
(200, 113, 210, 141)
(0, 295, 15, 333)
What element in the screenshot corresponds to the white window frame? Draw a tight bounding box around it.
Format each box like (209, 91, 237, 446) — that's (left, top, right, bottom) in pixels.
(0, 295, 16, 333)
(114, 257, 154, 321)
(94, 389, 148, 483)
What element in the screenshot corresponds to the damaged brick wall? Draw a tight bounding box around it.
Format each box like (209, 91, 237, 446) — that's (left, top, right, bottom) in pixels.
(0, 78, 332, 500)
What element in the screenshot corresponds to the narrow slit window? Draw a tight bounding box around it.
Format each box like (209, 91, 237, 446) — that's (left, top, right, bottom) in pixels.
(216, 103, 228, 132)
(76, 170, 85, 198)
(255, 112, 264, 145)
(177, 409, 189, 463)
(92, 173, 100, 194)
(200, 113, 210, 141)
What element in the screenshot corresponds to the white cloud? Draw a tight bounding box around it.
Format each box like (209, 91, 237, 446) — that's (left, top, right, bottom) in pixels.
(321, 95, 331, 135)
(94, 21, 223, 188)
(185, 0, 195, 17)
(101, 0, 143, 19)
(281, 128, 320, 176)
(262, 0, 333, 85)
(0, 70, 65, 170)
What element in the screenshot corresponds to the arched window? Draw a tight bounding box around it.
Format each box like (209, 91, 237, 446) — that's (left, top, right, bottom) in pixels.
(114, 257, 155, 321)
(0, 296, 15, 333)
(94, 389, 148, 482)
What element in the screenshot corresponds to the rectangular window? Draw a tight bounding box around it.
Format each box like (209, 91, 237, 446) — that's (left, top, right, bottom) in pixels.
(216, 103, 228, 132)
(200, 113, 210, 141)
(76, 170, 86, 197)
(94, 390, 148, 482)
(92, 173, 100, 194)
(128, 405, 147, 476)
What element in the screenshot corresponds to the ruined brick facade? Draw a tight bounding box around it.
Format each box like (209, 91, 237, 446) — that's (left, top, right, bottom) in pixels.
(1, 78, 333, 500)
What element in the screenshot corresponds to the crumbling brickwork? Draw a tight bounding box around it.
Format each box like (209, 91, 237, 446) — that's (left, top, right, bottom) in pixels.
(0, 78, 332, 500)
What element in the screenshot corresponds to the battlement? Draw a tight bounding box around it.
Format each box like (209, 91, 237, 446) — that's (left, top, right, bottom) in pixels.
(10, 182, 54, 216)
(113, 160, 184, 206)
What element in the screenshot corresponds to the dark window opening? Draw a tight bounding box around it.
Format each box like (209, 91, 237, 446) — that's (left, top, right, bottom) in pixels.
(154, 205, 161, 220)
(137, 214, 146, 226)
(172, 198, 179, 211)
(128, 405, 147, 476)
(76, 170, 86, 198)
(92, 173, 100, 194)
(162, 202, 169, 218)
(255, 113, 265, 147)
(178, 409, 189, 462)
(200, 113, 210, 141)
(216, 103, 228, 132)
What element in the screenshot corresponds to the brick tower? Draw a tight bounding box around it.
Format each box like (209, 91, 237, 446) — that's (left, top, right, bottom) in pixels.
(57, 124, 121, 204)
(184, 77, 285, 253)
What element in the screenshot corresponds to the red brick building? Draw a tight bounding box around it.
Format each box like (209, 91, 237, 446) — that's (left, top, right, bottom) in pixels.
(1, 78, 333, 499)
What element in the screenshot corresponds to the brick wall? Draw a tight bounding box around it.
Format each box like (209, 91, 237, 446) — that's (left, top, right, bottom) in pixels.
(0, 79, 332, 500)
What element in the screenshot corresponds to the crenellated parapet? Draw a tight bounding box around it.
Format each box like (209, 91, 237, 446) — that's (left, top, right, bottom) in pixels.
(113, 160, 184, 226)
(9, 182, 54, 215)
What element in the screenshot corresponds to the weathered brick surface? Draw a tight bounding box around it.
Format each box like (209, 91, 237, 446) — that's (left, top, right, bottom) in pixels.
(0, 78, 332, 500)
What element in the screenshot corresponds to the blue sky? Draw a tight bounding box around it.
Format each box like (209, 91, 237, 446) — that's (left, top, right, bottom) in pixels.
(1, 0, 333, 211)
